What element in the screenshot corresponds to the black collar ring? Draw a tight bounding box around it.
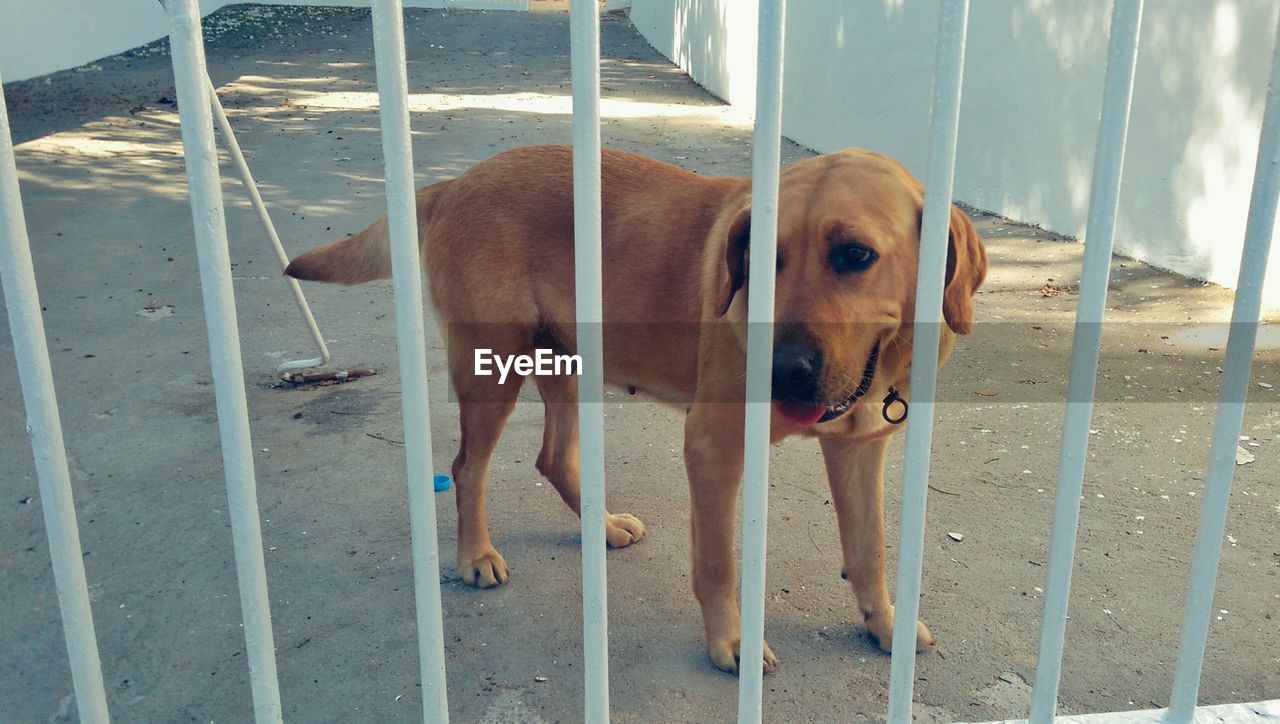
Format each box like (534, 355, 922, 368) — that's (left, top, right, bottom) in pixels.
(882, 387, 908, 425)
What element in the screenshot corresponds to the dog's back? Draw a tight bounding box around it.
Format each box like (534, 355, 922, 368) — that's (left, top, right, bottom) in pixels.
(285, 145, 745, 392)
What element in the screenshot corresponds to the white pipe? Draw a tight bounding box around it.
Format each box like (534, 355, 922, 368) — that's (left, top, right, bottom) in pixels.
(569, 0, 610, 720)
(368, 1, 451, 721)
(1028, 2, 1144, 721)
(154, 0, 329, 379)
(0, 71, 111, 724)
(1167, 8, 1280, 720)
(203, 77, 332, 378)
(737, 0, 786, 722)
(165, 1, 283, 721)
(885, 1, 968, 721)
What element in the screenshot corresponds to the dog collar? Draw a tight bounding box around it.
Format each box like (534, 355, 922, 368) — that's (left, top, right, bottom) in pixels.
(882, 387, 908, 424)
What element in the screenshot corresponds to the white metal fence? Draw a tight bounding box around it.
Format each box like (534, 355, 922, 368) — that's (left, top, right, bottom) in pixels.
(2, 0, 1278, 721)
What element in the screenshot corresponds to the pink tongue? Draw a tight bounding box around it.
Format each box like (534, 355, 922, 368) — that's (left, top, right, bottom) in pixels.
(774, 400, 826, 425)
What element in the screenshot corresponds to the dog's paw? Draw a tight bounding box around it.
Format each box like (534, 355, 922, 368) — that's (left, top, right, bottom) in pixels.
(604, 512, 646, 549)
(459, 546, 510, 588)
(865, 609, 934, 654)
(707, 636, 780, 676)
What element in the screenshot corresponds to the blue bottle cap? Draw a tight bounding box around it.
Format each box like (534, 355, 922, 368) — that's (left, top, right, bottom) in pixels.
(432, 474, 452, 492)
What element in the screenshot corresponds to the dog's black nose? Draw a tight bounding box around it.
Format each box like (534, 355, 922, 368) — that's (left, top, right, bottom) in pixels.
(772, 344, 822, 401)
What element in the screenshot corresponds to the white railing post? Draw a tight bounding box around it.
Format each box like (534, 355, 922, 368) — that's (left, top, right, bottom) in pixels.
(885, 1, 969, 720)
(203, 77, 332, 379)
(1167, 9, 1280, 721)
(165, 0, 283, 720)
(737, 0, 786, 722)
(368, 1, 451, 721)
(0, 70, 111, 724)
(568, 0, 610, 720)
(153, 0, 330, 380)
(1028, 2, 1144, 721)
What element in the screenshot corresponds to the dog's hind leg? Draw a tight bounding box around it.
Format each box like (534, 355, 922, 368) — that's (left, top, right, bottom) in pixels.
(449, 337, 525, 588)
(533, 374, 645, 548)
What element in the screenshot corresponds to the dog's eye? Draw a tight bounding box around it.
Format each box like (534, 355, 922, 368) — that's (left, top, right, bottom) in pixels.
(829, 242, 878, 274)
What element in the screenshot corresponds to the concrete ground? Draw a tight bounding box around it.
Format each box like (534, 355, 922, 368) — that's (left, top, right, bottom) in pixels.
(2, 4, 1278, 722)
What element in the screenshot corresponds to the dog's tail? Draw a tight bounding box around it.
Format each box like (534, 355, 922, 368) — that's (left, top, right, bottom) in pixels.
(284, 218, 391, 284)
(284, 183, 443, 285)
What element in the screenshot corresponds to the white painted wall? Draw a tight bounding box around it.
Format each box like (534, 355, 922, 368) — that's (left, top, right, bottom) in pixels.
(631, 0, 1280, 308)
(0, 0, 450, 83)
(628, 0, 758, 108)
(0, 0, 211, 82)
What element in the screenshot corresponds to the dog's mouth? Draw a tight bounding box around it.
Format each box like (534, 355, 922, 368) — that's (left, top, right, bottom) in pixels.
(773, 342, 879, 426)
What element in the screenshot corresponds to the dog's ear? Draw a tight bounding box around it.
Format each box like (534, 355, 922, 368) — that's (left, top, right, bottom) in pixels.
(943, 204, 987, 335)
(715, 207, 752, 317)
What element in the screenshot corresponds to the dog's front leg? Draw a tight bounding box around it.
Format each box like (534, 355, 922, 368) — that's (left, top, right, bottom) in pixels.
(819, 434, 935, 653)
(684, 402, 780, 675)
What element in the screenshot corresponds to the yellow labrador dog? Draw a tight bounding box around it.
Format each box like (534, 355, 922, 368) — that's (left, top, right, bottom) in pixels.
(286, 144, 986, 673)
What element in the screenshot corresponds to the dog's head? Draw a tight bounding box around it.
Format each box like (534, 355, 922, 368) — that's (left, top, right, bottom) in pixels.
(714, 149, 987, 427)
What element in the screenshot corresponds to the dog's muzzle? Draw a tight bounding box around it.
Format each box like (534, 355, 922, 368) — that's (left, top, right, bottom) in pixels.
(816, 342, 878, 423)
(773, 342, 878, 425)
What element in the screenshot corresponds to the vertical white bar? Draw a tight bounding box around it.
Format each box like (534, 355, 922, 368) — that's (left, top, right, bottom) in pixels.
(737, 0, 786, 722)
(155, 0, 328, 379)
(1028, 3, 1143, 721)
(368, 1, 451, 721)
(1168, 10, 1280, 720)
(204, 78, 331, 377)
(165, 1, 283, 721)
(885, 1, 968, 721)
(568, 0, 610, 720)
(0, 73, 111, 724)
